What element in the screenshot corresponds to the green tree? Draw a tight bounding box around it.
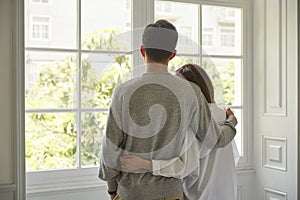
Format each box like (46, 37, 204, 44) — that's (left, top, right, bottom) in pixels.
(202, 59, 235, 105)
(218, 61, 235, 105)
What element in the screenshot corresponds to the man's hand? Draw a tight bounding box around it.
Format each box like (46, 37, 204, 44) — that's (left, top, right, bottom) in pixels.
(226, 108, 235, 118)
(120, 155, 152, 172)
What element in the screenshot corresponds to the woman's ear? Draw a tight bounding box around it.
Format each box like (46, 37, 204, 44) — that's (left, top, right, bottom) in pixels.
(140, 45, 146, 58)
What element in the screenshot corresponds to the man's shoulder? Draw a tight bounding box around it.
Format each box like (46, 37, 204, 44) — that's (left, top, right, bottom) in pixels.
(114, 76, 142, 92)
(117, 73, 181, 88)
(114, 74, 201, 97)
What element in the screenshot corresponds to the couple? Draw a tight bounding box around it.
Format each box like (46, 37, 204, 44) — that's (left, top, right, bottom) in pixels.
(99, 19, 238, 200)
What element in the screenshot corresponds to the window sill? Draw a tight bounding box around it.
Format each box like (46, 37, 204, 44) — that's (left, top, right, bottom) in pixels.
(26, 166, 256, 197)
(26, 167, 107, 197)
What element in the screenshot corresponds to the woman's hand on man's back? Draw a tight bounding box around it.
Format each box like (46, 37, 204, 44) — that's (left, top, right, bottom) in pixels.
(226, 108, 235, 118)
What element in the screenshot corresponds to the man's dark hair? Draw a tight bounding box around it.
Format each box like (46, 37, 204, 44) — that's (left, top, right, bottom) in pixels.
(142, 19, 178, 63)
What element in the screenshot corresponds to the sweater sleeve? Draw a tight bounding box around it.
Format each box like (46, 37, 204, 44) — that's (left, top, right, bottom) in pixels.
(152, 134, 200, 179)
(98, 89, 124, 192)
(214, 115, 237, 148)
(152, 157, 185, 179)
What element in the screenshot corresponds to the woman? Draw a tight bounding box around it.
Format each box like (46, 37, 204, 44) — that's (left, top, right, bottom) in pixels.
(120, 64, 239, 200)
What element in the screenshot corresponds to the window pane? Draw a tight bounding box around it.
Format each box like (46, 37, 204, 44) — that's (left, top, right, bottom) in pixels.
(155, 1, 199, 54)
(202, 5, 242, 56)
(81, 112, 108, 167)
(81, 0, 132, 51)
(231, 108, 243, 156)
(26, 112, 77, 171)
(202, 58, 242, 106)
(81, 53, 132, 108)
(25, 0, 77, 48)
(25, 52, 77, 109)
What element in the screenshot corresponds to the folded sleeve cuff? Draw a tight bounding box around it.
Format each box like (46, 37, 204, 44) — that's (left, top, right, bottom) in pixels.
(227, 115, 238, 127)
(152, 160, 161, 176)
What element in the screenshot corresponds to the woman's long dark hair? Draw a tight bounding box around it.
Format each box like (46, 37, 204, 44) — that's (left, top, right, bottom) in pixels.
(176, 64, 214, 103)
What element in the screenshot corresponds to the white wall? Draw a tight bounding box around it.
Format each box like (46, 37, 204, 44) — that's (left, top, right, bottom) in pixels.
(0, 0, 15, 199)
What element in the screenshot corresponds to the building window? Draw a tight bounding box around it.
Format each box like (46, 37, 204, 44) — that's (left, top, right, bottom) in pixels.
(155, 1, 172, 13)
(125, 0, 130, 10)
(179, 26, 192, 45)
(32, 0, 49, 4)
(164, 2, 171, 12)
(220, 8, 235, 18)
(220, 27, 235, 47)
(202, 27, 213, 46)
(31, 17, 49, 40)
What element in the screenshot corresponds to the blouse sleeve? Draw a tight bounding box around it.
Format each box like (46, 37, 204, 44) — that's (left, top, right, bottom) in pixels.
(152, 129, 201, 179)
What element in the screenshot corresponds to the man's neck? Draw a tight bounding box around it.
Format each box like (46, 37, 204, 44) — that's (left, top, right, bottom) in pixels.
(145, 62, 169, 73)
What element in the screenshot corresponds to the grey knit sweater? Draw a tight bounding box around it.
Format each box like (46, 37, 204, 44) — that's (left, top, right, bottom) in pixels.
(98, 72, 213, 200)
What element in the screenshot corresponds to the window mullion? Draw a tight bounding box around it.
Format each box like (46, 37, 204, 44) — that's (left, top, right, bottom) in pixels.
(132, 0, 152, 77)
(199, 3, 202, 64)
(146, 0, 155, 24)
(76, 0, 82, 169)
(202, 54, 244, 59)
(25, 108, 109, 113)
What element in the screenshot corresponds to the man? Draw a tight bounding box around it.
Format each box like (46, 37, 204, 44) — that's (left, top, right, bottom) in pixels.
(99, 19, 218, 200)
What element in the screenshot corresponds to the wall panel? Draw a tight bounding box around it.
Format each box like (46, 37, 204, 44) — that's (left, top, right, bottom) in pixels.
(263, 0, 287, 116)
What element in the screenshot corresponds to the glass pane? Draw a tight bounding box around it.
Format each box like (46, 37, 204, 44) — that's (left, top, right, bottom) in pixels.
(26, 112, 77, 171)
(25, 51, 77, 109)
(81, 53, 132, 108)
(202, 5, 242, 56)
(231, 108, 243, 156)
(81, 0, 132, 51)
(202, 58, 242, 106)
(155, 1, 199, 54)
(81, 112, 108, 167)
(25, 0, 77, 48)
(168, 56, 200, 74)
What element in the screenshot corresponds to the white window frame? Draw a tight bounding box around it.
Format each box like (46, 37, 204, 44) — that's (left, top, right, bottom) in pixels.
(14, 0, 252, 199)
